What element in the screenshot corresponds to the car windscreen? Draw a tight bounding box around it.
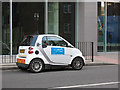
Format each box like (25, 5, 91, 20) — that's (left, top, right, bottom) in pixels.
(20, 36, 38, 46)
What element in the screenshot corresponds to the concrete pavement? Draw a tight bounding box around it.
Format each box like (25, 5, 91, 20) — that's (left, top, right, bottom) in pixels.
(0, 55, 118, 70)
(0, 52, 119, 70)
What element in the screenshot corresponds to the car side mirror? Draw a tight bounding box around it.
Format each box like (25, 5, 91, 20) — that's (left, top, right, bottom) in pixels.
(42, 44, 47, 48)
(37, 43, 41, 46)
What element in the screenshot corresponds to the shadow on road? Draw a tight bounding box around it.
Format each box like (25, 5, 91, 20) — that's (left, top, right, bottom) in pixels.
(18, 66, 86, 74)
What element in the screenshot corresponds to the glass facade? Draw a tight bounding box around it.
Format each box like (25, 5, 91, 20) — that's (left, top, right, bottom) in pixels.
(47, 2, 75, 45)
(12, 2, 45, 54)
(2, 2, 75, 55)
(97, 2, 105, 52)
(2, 2, 10, 55)
(97, 2, 120, 52)
(59, 2, 75, 46)
(48, 2, 59, 34)
(107, 2, 120, 52)
(3, 1, 120, 54)
(2, 2, 45, 54)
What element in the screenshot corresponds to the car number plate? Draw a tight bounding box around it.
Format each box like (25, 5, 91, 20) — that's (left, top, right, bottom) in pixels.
(17, 59, 25, 64)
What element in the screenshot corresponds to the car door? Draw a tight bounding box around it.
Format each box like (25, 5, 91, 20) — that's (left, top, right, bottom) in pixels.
(42, 36, 71, 64)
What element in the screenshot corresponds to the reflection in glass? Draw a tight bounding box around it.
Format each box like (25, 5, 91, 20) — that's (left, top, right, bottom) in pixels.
(107, 2, 120, 52)
(2, 2, 10, 55)
(48, 2, 59, 35)
(97, 2, 105, 52)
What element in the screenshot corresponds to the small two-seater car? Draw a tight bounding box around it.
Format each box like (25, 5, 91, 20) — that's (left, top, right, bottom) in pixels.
(16, 34, 85, 73)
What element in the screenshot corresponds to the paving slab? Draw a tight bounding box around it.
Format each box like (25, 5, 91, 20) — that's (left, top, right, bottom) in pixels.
(0, 59, 117, 70)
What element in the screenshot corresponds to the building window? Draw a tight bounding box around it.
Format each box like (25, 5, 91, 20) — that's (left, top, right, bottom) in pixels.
(48, 3, 54, 12)
(106, 2, 120, 52)
(97, 2, 105, 52)
(63, 4, 72, 13)
(12, 2, 45, 54)
(48, 2, 59, 35)
(2, 2, 10, 55)
(64, 23, 72, 34)
(97, 2, 120, 52)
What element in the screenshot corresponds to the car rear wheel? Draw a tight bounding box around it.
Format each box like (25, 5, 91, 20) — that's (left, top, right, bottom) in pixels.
(29, 59, 44, 73)
(71, 58, 84, 70)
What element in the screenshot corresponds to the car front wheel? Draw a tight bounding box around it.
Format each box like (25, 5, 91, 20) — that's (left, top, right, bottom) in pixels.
(71, 58, 84, 70)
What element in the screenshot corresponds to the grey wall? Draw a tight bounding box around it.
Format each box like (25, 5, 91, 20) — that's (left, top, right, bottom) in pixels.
(0, 0, 45, 2)
(0, 0, 1, 86)
(77, 2, 97, 55)
(0, 1, 2, 55)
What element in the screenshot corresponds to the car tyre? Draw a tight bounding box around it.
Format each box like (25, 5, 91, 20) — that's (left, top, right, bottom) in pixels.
(71, 58, 84, 70)
(29, 59, 44, 73)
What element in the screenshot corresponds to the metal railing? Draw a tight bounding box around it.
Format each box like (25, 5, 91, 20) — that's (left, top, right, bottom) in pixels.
(76, 42, 94, 62)
(0, 42, 94, 64)
(0, 55, 16, 64)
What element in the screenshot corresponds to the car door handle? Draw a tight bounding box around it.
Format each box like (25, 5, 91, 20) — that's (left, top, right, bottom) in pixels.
(70, 55, 72, 57)
(66, 54, 72, 57)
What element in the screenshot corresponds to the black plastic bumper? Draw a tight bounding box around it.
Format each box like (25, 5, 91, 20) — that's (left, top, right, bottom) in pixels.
(16, 62, 29, 68)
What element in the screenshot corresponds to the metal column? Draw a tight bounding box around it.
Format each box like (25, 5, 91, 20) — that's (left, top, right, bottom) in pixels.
(45, 0, 48, 34)
(104, 1, 107, 52)
(10, 0, 12, 56)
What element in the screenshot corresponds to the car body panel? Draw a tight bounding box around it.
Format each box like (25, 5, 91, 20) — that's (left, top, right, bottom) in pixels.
(16, 34, 85, 67)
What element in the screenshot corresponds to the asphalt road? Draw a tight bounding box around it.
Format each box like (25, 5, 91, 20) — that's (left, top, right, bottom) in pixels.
(2, 65, 119, 89)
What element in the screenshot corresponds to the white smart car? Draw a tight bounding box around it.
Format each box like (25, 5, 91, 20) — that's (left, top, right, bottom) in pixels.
(16, 34, 85, 73)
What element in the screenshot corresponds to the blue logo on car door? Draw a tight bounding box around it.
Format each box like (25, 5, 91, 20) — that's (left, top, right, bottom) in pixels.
(51, 48, 65, 55)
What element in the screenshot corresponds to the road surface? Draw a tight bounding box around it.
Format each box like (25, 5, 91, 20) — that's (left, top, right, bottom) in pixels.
(2, 65, 119, 89)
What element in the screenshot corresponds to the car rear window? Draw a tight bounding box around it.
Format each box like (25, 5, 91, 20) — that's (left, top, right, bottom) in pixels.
(20, 35, 38, 46)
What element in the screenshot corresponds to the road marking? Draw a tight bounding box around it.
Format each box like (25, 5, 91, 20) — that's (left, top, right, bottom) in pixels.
(51, 82, 120, 89)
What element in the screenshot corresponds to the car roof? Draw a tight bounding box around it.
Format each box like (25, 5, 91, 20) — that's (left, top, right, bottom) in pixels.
(26, 34, 59, 37)
(38, 34, 59, 37)
(26, 34, 58, 37)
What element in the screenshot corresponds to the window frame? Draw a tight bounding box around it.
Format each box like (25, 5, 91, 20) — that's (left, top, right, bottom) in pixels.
(42, 36, 68, 47)
(63, 4, 72, 13)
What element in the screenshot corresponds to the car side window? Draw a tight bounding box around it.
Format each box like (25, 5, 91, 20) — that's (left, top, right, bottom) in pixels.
(42, 36, 48, 46)
(47, 36, 68, 47)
